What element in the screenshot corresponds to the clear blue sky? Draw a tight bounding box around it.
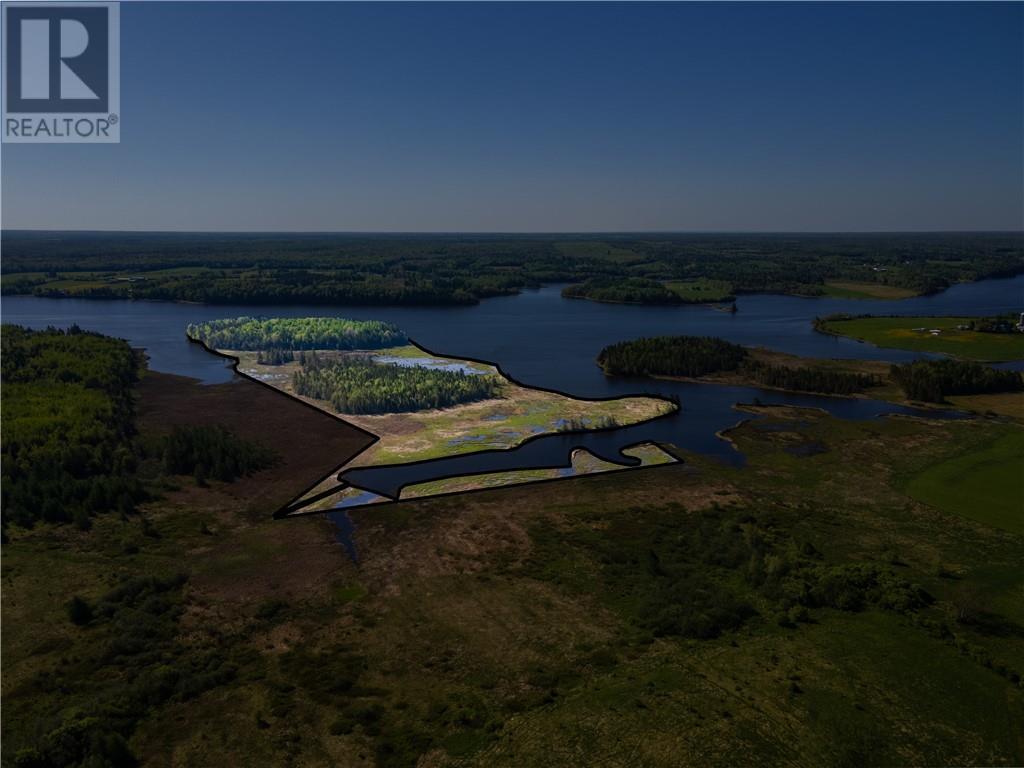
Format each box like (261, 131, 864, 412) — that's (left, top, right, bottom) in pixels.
(3, 1, 1022, 232)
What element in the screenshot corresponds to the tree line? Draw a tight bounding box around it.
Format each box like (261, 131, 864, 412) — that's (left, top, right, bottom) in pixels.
(972, 314, 1023, 334)
(744, 361, 879, 396)
(563, 277, 741, 305)
(187, 316, 406, 351)
(597, 335, 749, 377)
(4, 231, 1020, 305)
(563, 277, 687, 305)
(292, 355, 501, 414)
(1, 325, 280, 534)
(42, 271, 485, 306)
(889, 359, 1023, 403)
(597, 335, 880, 395)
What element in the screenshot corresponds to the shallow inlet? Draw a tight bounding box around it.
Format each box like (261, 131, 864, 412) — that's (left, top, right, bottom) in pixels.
(328, 510, 359, 562)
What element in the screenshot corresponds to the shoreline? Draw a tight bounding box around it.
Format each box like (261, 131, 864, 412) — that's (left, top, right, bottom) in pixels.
(186, 333, 680, 516)
(598, 347, 994, 416)
(812, 314, 1024, 364)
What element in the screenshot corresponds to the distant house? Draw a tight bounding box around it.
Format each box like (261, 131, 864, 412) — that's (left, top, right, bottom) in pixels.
(1017, 312, 1024, 332)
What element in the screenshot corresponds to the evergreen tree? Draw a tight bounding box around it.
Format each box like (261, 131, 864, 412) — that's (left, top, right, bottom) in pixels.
(292, 357, 501, 415)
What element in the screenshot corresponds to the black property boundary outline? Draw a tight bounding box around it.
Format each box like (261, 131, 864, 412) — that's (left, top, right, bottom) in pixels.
(187, 335, 381, 517)
(185, 333, 682, 519)
(289, 438, 685, 520)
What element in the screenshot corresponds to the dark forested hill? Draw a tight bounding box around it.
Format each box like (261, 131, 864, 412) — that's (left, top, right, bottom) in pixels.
(3, 231, 1021, 305)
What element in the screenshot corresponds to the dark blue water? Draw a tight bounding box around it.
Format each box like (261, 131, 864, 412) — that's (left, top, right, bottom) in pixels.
(339, 386, 930, 497)
(4, 275, 1021, 388)
(2, 274, 1018, 484)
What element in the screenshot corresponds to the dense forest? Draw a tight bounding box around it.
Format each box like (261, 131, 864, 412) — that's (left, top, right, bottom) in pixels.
(1, 325, 146, 531)
(293, 355, 501, 414)
(1, 325, 279, 535)
(597, 335, 880, 395)
(889, 359, 1024, 403)
(3, 231, 1020, 305)
(562, 277, 686, 304)
(598, 336, 749, 377)
(160, 425, 278, 484)
(563, 277, 740, 305)
(187, 317, 406, 351)
(744, 361, 879, 395)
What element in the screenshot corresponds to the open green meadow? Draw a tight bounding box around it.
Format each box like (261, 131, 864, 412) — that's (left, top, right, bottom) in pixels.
(821, 316, 1024, 361)
(902, 430, 1024, 534)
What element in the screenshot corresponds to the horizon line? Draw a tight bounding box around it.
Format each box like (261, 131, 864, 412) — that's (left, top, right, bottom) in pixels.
(4, 228, 1023, 237)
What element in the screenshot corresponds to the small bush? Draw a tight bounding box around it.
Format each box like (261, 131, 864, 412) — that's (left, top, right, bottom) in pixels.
(66, 596, 93, 626)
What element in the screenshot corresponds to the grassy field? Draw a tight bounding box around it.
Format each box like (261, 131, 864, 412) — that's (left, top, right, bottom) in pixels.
(822, 281, 918, 300)
(821, 316, 1024, 361)
(3, 372, 1023, 766)
(947, 392, 1024, 421)
(664, 278, 736, 302)
(901, 430, 1024, 535)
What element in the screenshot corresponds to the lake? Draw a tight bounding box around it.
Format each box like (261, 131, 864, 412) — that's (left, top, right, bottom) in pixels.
(3, 274, 1020, 475)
